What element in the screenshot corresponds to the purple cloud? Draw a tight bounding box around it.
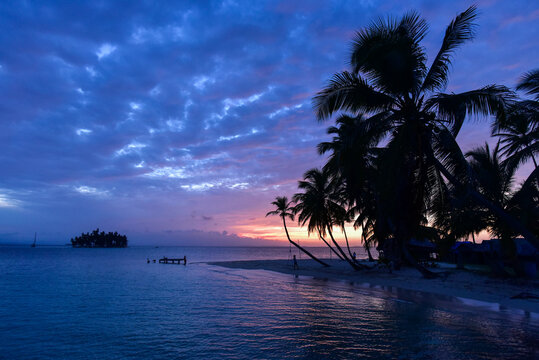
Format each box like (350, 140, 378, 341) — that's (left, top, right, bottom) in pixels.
(0, 0, 537, 245)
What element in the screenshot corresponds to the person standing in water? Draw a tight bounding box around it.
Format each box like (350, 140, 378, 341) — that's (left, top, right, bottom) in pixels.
(293, 255, 299, 270)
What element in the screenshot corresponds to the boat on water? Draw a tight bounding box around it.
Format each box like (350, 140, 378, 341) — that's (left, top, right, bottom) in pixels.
(31, 233, 36, 248)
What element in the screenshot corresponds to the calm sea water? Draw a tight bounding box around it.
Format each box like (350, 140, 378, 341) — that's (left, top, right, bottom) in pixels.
(0, 246, 538, 359)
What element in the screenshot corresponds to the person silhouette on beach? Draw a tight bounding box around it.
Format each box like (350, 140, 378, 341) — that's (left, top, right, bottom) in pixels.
(293, 255, 299, 270)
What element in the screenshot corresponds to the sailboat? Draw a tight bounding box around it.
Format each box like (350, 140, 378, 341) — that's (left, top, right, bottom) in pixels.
(31, 232, 36, 248)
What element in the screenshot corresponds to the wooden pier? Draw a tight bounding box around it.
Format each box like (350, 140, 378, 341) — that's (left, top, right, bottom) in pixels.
(158, 256, 187, 265)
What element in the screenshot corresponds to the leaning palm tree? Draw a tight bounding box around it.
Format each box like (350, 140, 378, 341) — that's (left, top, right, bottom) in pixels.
(312, 6, 538, 271)
(293, 168, 363, 270)
(266, 196, 329, 267)
(318, 114, 386, 262)
(338, 208, 356, 261)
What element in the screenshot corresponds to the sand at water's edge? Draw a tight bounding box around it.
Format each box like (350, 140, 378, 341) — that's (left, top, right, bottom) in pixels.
(208, 259, 539, 314)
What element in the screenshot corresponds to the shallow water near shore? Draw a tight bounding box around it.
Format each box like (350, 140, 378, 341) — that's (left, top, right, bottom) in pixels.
(1, 246, 538, 359)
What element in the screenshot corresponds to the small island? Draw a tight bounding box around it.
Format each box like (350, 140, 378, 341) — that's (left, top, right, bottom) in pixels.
(71, 228, 127, 248)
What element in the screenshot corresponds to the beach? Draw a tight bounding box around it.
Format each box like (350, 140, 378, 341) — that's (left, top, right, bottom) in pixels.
(209, 258, 539, 314)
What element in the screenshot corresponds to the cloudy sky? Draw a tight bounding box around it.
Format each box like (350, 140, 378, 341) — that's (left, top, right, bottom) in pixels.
(0, 0, 537, 245)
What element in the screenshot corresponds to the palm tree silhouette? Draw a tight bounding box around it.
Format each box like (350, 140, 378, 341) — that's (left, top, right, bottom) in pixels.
(266, 196, 329, 267)
(466, 142, 538, 255)
(318, 114, 383, 261)
(293, 168, 362, 270)
(311, 6, 539, 270)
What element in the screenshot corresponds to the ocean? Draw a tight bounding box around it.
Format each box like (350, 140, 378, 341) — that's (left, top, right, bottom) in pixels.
(0, 246, 537, 359)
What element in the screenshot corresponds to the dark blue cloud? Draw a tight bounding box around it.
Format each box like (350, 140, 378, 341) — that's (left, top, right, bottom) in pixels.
(0, 0, 537, 244)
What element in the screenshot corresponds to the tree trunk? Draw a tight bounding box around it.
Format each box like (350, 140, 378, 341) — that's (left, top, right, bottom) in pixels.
(327, 228, 363, 270)
(318, 229, 345, 260)
(342, 226, 355, 260)
(363, 228, 375, 262)
(282, 218, 330, 267)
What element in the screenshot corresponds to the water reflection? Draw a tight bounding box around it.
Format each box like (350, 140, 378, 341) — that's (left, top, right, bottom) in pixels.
(278, 273, 539, 359)
(0, 247, 537, 359)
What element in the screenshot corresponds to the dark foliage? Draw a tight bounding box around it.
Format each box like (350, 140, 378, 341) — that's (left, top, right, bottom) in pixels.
(71, 228, 127, 248)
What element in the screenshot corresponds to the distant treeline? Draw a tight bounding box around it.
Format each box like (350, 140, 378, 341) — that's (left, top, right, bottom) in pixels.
(71, 228, 127, 248)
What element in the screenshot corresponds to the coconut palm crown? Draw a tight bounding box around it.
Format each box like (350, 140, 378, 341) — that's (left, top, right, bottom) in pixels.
(266, 196, 295, 222)
(266, 196, 330, 267)
(312, 6, 516, 257)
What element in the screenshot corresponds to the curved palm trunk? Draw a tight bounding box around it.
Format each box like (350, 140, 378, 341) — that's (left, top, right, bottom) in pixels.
(362, 226, 375, 262)
(327, 227, 363, 270)
(282, 217, 329, 267)
(318, 229, 344, 260)
(431, 155, 539, 249)
(342, 225, 355, 260)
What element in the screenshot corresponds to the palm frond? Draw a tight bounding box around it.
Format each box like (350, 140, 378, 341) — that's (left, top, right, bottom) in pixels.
(422, 6, 477, 92)
(426, 85, 513, 136)
(266, 196, 295, 221)
(516, 69, 539, 100)
(466, 142, 515, 207)
(350, 12, 427, 96)
(493, 100, 539, 134)
(431, 126, 471, 185)
(313, 71, 394, 121)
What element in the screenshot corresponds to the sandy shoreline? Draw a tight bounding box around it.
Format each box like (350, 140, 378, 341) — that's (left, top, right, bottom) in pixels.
(208, 258, 539, 314)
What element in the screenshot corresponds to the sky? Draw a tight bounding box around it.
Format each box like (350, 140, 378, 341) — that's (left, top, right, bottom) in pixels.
(0, 0, 537, 246)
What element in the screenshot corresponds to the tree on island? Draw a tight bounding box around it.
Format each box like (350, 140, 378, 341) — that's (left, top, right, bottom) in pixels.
(71, 228, 128, 248)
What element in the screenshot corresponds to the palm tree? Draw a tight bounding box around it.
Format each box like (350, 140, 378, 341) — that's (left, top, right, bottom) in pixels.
(292, 169, 343, 261)
(293, 168, 363, 270)
(466, 143, 539, 251)
(318, 114, 384, 261)
(507, 167, 539, 241)
(338, 209, 356, 261)
(464, 143, 539, 276)
(494, 71, 539, 170)
(266, 196, 329, 267)
(430, 177, 487, 247)
(467, 143, 515, 254)
(312, 6, 539, 272)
